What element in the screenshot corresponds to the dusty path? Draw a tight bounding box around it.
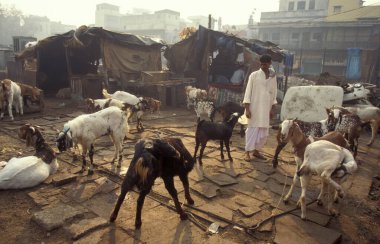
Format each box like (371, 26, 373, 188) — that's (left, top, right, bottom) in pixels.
(0, 98, 379, 243)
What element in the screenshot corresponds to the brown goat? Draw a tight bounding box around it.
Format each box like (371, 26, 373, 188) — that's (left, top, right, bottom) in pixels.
(17, 82, 44, 110)
(279, 119, 349, 204)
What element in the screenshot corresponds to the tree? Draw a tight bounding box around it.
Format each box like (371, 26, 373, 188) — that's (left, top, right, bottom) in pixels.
(0, 3, 24, 46)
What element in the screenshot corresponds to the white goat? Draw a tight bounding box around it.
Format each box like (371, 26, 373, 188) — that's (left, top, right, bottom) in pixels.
(102, 88, 140, 105)
(103, 89, 149, 132)
(56, 106, 130, 174)
(0, 79, 23, 120)
(85, 98, 125, 113)
(0, 125, 58, 189)
(297, 140, 358, 220)
(185, 86, 208, 109)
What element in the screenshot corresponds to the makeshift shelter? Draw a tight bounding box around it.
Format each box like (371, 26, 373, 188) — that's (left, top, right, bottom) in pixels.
(16, 26, 165, 98)
(164, 25, 292, 105)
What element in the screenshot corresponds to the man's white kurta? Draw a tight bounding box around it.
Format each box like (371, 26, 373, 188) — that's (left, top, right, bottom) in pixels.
(243, 69, 277, 128)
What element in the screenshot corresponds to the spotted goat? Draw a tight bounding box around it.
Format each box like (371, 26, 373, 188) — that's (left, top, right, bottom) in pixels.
(326, 107, 362, 157)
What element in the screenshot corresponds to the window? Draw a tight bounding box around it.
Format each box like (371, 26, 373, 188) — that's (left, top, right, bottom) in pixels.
(288, 1, 295, 10)
(291, 33, 300, 40)
(297, 1, 306, 10)
(312, 32, 322, 41)
(334, 6, 342, 13)
(309, 0, 315, 10)
(272, 32, 280, 41)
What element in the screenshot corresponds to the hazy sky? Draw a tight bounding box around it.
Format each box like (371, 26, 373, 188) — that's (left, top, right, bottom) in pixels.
(1, 0, 380, 27)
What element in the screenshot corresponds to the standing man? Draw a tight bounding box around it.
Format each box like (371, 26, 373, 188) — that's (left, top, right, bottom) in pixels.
(243, 54, 277, 162)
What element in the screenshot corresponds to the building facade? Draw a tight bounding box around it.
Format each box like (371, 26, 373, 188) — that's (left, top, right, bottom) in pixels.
(259, 0, 380, 82)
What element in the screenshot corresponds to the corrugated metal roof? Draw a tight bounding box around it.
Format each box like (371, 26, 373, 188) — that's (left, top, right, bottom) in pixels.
(325, 6, 380, 22)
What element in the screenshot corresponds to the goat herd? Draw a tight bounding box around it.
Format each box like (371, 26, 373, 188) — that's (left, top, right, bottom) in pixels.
(1, 79, 380, 230)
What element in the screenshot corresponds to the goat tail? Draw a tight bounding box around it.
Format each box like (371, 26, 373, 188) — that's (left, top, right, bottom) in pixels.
(135, 157, 150, 184)
(102, 88, 111, 99)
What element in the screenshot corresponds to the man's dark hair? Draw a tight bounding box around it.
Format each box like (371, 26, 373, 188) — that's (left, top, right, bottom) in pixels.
(260, 54, 272, 63)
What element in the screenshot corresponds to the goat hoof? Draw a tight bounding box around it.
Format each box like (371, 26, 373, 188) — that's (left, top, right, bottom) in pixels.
(317, 200, 324, 206)
(272, 160, 278, 168)
(283, 198, 289, 204)
(338, 190, 345, 198)
(328, 209, 339, 217)
(334, 198, 339, 204)
(117, 164, 121, 168)
(180, 213, 188, 220)
(88, 169, 94, 175)
(301, 215, 307, 220)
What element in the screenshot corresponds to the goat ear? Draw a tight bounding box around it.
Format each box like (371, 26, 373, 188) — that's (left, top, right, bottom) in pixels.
(156, 140, 177, 157)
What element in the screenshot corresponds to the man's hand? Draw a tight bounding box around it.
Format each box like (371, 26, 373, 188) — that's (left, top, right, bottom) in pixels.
(245, 109, 251, 119)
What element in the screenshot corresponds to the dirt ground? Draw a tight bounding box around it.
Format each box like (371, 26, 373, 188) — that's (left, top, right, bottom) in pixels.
(0, 97, 379, 244)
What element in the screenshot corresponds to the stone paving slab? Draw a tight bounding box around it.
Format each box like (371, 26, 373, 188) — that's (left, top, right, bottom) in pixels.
(32, 204, 87, 231)
(200, 203, 233, 223)
(66, 217, 109, 240)
(205, 173, 238, 186)
(52, 173, 77, 186)
(274, 215, 341, 244)
(236, 209, 272, 227)
(291, 209, 332, 226)
(247, 170, 270, 182)
(191, 181, 220, 199)
(66, 183, 99, 203)
(238, 206, 262, 217)
(28, 188, 62, 207)
(252, 162, 276, 175)
(94, 177, 120, 194)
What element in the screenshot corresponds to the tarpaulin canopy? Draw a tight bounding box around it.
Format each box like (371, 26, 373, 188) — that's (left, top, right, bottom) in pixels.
(164, 25, 288, 88)
(16, 26, 165, 92)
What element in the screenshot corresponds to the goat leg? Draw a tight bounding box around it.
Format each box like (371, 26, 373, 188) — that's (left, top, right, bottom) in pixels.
(299, 174, 312, 220)
(219, 140, 225, 160)
(240, 124, 245, 138)
(135, 189, 150, 229)
(88, 144, 95, 175)
(198, 143, 206, 166)
(163, 177, 188, 220)
(367, 120, 378, 146)
(193, 140, 200, 160)
(110, 173, 138, 223)
(225, 139, 233, 162)
(81, 155, 87, 173)
(272, 142, 287, 168)
(179, 174, 194, 205)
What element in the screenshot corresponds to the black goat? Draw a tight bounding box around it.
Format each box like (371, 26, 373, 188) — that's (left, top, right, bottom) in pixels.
(193, 112, 241, 175)
(109, 137, 195, 229)
(216, 101, 245, 137)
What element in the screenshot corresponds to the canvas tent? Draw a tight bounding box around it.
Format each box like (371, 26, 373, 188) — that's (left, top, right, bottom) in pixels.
(16, 26, 165, 96)
(164, 25, 292, 105)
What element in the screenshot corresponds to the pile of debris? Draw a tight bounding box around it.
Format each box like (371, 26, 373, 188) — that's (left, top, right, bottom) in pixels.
(286, 75, 315, 87)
